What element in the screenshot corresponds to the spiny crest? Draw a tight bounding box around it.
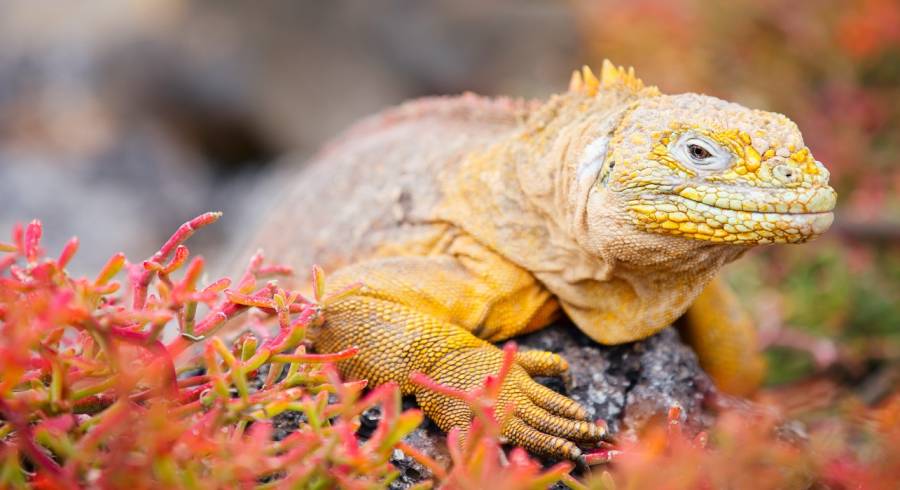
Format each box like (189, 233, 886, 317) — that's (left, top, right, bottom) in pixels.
(568, 59, 660, 97)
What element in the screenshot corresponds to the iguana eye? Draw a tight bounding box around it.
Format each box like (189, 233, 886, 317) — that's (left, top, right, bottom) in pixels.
(688, 144, 711, 160)
(670, 133, 732, 171)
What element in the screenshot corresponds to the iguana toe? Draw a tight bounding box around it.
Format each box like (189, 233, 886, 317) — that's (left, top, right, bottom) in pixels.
(519, 373, 589, 421)
(502, 416, 586, 461)
(515, 350, 570, 377)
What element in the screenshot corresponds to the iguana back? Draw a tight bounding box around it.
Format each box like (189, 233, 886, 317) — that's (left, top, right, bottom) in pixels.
(241, 94, 533, 276)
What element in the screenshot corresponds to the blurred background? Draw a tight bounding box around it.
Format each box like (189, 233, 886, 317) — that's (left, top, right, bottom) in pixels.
(0, 0, 897, 394)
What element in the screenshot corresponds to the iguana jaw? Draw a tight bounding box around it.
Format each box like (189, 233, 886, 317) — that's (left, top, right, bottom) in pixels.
(626, 185, 836, 244)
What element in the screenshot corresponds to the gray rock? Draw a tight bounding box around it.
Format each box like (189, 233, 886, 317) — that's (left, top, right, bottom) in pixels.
(516, 322, 714, 436)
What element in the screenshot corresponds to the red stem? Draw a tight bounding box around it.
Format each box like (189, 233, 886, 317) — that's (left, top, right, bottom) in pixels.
(167, 285, 279, 359)
(272, 347, 358, 364)
(24, 220, 42, 263)
(0, 398, 72, 489)
(57, 237, 79, 270)
(132, 212, 221, 309)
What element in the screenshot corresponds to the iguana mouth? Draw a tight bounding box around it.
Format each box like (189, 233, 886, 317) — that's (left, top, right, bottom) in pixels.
(627, 185, 836, 244)
(674, 185, 836, 215)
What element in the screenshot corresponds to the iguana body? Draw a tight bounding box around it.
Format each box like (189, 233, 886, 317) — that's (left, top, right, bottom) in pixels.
(242, 62, 836, 460)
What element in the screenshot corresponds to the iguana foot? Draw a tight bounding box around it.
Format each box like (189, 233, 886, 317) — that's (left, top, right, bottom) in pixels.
(416, 346, 604, 460)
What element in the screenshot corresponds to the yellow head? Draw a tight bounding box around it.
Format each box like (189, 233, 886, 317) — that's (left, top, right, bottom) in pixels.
(568, 62, 836, 247)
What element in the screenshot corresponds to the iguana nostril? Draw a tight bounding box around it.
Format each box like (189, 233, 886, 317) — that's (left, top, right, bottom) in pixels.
(773, 164, 798, 184)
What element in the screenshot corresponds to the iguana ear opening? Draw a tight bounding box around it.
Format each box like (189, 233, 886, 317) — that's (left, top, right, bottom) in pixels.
(568, 60, 660, 97)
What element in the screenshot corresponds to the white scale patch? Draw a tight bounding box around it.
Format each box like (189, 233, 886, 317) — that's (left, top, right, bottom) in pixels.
(576, 136, 609, 184)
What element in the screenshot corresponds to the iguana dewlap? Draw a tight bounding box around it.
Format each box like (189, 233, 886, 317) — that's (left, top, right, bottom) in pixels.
(241, 61, 836, 460)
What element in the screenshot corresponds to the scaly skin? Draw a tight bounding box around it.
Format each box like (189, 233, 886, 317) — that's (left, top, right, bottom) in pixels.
(238, 61, 836, 460)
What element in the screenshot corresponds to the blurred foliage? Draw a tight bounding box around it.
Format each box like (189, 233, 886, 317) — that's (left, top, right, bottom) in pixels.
(585, 402, 900, 490)
(573, 0, 900, 386)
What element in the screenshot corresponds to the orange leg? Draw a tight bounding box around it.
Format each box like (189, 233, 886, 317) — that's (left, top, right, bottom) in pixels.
(681, 276, 767, 396)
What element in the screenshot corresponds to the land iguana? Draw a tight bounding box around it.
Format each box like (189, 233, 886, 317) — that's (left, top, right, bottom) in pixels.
(239, 61, 836, 461)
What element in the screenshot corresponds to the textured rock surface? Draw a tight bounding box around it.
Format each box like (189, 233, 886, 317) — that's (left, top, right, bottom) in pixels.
(516, 322, 714, 435)
(270, 322, 714, 488)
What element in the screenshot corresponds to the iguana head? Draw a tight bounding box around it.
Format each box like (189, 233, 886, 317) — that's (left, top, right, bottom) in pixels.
(566, 62, 836, 249)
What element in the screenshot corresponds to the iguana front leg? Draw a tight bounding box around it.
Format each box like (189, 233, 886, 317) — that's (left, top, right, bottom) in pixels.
(681, 276, 767, 396)
(312, 238, 604, 460)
